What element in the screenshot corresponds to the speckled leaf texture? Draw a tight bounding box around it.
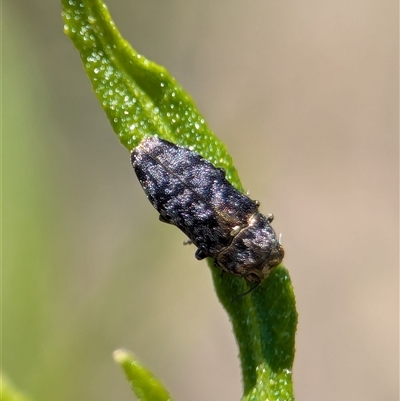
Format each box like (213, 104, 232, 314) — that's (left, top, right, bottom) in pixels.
(62, 1, 298, 400)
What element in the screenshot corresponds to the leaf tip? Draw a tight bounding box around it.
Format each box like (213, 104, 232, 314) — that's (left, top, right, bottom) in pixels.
(113, 348, 132, 364)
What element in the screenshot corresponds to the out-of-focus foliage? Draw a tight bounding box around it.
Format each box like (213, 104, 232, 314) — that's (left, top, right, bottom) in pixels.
(3, 4, 59, 396)
(1, 375, 33, 401)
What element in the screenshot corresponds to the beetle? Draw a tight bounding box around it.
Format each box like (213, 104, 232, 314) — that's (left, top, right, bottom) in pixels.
(131, 136, 284, 286)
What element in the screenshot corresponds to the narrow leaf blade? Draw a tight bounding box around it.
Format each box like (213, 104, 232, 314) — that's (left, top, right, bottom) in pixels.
(114, 350, 173, 401)
(62, 1, 298, 400)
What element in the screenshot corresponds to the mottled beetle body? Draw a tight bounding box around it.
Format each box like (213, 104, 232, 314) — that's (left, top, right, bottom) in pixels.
(131, 136, 284, 284)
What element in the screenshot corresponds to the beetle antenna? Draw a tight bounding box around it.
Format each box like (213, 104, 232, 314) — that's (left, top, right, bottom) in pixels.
(230, 281, 261, 303)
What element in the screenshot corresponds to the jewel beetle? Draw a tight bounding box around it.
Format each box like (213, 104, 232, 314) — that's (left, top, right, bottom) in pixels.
(131, 136, 284, 285)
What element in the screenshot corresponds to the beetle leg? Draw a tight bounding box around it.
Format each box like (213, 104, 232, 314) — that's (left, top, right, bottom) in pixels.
(195, 248, 208, 260)
(159, 214, 171, 224)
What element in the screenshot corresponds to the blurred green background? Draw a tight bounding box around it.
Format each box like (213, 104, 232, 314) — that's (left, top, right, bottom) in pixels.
(3, 1, 398, 401)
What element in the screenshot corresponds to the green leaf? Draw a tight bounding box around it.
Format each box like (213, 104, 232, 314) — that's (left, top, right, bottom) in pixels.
(114, 350, 173, 401)
(61, 0, 240, 188)
(62, 1, 298, 400)
(1, 374, 33, 401)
